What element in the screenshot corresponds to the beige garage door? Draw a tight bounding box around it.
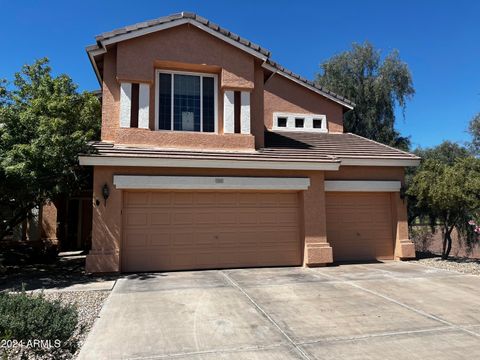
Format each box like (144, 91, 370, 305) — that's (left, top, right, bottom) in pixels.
(326, 192, 394, 262)
(122, 191, 302, 272)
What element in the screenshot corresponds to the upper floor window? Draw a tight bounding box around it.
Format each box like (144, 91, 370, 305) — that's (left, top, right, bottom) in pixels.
(155, 70, 217, 132)
(273, 112, 327, 133)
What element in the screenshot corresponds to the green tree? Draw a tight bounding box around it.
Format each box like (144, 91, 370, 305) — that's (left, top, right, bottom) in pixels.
(406, 141, 471, 228)
(0, 58, 101, 240)
(316, 42, 414, 150)
(414, 141, 471, 165)
(407, 157, 480, 259)
(468, 113, 480, 154)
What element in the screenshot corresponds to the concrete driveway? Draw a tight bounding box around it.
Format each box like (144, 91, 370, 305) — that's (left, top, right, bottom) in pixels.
(79, 262, 480, 359)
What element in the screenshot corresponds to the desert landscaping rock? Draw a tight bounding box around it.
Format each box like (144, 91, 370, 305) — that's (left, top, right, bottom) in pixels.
(413, 257, 480, 276)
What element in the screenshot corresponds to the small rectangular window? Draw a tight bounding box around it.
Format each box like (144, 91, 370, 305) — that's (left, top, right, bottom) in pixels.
(313, 119, 323, 129)
(277, 117, 287, 127)
(295, 118, 304, 128)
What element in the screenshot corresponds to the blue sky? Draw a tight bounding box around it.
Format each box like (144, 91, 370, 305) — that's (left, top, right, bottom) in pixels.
(1, 0, 479, 148)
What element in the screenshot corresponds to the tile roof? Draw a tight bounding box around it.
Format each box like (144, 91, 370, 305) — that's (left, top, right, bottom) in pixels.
(263, 131, 419, 160)
(88, 141, 335, 163)
(94, 12, 270, 57)
(85, 132, 419, 164)
(86, 12, 354, 108)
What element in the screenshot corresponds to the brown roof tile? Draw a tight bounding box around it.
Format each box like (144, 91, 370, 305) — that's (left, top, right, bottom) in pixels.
(263, 131, 419, 160)
(94, 12, 271, 58)
(86, 132, 418, 164)
(86, 12, 355, 108)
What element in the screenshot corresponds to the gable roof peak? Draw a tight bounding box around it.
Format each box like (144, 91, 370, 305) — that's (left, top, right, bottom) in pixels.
(86, 12, 355, 109)
(94, 12, 271, 58)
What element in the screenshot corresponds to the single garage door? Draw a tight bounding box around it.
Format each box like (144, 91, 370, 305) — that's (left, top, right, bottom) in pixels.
(122, 191, 302, 272)
(326, 192, 394, 262)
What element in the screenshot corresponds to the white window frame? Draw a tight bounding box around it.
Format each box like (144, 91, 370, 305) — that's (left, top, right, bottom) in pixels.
(273, 112, 328, 133)
(154, 69, 218, 133)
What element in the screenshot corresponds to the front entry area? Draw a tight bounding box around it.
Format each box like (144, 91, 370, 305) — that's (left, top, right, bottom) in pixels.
(122, 191, 302, 272)
(326, 192, 395, 262)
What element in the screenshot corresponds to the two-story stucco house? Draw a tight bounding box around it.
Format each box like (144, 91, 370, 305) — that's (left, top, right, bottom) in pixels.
(79, 12, 420, 273)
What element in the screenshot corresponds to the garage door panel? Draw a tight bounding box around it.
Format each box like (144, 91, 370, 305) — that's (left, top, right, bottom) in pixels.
(150, 212, 171, 225)
(124, 232, 148, 247)
(150, 192, 171, 205)
(124, 212, 148, 226)
(173, 192, 195, 205)
(124, 192, 149, 206)
(122, 191, 301, 272)
(326, 192, 394, 262)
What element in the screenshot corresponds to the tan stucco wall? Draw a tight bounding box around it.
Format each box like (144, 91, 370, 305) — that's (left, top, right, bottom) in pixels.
(264, 75, 344, 133)
(99, 24, 347, 150)
(100, 24, 261, 150)
(101, 48, 119, 142)
(86, 165, 414, 273)
(116, 24, 254, 89)
(112, 128, 255, 151)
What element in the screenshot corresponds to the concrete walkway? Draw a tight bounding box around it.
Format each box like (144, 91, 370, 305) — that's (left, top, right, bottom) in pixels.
(79, 262, 480, 359)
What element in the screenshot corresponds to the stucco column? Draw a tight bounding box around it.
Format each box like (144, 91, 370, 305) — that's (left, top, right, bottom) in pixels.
(86, 167, 122, 273)
(392, 193, 415, 259)
(302, 172, 333, 266)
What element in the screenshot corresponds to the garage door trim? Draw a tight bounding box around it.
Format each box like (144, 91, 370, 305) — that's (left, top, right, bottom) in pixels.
(114, 175, 310, 190)
(325, 180, 401, 192)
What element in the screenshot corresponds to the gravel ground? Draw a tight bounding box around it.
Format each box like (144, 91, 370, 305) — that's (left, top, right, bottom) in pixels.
(3, 290, 110, 359)
(413, 256, 480, 276)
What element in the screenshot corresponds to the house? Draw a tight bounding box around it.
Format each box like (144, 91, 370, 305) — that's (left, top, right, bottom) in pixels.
(79, 12, 420, 273)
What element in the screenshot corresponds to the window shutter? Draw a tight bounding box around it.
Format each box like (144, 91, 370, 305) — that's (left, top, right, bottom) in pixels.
(119, 83, 132, 128)
(223, 91, 235, 134)
(240, 91, 251, 134)
(120, 82, 149, 129)
(138, 84, 150, 129)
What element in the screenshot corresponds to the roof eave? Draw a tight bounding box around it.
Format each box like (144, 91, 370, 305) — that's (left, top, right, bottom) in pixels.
(86, 45, 106, 86)
(78, 154, 341, 171)
(339, 158, 421, 167)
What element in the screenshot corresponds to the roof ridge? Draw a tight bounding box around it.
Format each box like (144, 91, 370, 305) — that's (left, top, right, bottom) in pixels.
(93, 12, 271, 57)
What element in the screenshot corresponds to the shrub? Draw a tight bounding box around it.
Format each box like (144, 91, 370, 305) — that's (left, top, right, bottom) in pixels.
(410, 226, 435, 253)
(0, 290, 78, 355)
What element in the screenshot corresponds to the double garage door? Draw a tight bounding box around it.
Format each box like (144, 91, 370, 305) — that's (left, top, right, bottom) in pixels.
(122, 190, 395, 272)
(122, 191, 302, 272)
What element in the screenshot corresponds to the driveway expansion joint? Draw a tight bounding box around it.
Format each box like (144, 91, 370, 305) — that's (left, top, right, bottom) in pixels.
(126, 342, 289, 359)
(295, 326, 454, 346)
(220, 270, 312, 360)
(319, 267, 480, 338)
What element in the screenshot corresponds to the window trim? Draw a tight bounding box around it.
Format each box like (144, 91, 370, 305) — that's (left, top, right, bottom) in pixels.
(154, 69, 218, 133)
(273, 112, 328, 133)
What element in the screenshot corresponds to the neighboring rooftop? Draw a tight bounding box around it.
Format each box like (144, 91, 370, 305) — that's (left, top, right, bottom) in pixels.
(86, 12, 354, 109)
